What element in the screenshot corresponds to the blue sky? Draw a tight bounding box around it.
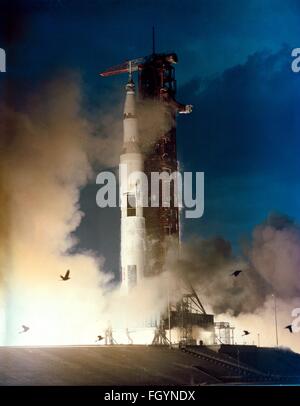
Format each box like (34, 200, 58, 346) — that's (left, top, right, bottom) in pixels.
(1, 0, 300, 275)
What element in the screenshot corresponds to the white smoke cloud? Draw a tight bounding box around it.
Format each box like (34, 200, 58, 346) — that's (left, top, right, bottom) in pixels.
(0, 75, 120, 345)
(248, 213, 300, 299)
(217, 296, 300, 352)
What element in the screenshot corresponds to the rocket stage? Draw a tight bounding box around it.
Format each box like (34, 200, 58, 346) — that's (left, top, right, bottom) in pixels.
(0, 345, 299, 385)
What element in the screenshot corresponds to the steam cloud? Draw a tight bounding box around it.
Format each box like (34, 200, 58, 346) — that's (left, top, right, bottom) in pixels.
(0, 75, 121, 345)
(167, 235, 269, 316)
(138, 99, 175, 153)
(166, 213, 300, 351)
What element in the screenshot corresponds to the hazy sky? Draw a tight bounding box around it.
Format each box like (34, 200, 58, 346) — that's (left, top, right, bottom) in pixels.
(1, 0, 300, 277)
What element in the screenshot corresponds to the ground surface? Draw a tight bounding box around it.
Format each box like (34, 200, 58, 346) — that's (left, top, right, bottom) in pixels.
(0, 345, 217, 385)
(0, 344, 299, 385)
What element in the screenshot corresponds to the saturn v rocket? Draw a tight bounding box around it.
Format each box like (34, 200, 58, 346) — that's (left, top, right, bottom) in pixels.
(101, 49, 192, 294)
(119, 75, 146, 293)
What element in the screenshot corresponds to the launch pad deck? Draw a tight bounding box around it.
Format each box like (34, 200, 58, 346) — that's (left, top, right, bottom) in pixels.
(0, 345, 299, 385)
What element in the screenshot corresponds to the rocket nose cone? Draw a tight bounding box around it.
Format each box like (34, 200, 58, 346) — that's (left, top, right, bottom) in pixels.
(126, 79, 135, 92)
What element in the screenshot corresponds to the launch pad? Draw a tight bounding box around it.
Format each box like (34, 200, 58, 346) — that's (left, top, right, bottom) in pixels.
(1, 344, 299, 385)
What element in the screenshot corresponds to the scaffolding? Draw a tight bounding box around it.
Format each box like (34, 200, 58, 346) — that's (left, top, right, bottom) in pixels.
(152, 320, 170, 345)
(214, 322, 235, 345)
(157, 289, 215, 346)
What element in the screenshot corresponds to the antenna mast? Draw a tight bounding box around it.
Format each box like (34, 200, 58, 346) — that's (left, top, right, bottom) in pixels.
(128, 60, 132, 81)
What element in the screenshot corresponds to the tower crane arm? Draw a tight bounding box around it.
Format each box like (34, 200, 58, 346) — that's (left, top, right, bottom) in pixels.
(100, 58, 145, 77)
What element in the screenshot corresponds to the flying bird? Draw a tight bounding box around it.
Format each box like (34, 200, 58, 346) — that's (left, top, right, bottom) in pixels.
(60, 270, 70, 281)
(285, 325, 293, 333)
(19, 325, 30, 334)
(242, 330, 250, 336)
(231, 270, 243, 277)
(95, 335, 104, 342)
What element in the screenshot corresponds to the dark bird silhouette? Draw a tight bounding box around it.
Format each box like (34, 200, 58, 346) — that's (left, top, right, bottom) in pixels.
(19, 325, 30, 334)
(231, 270, 243, 277)
(95, 335, 104, 342)
(242, 330, 250, 336)
(60, 270, 70, 281)
(285, 325, 293, 333)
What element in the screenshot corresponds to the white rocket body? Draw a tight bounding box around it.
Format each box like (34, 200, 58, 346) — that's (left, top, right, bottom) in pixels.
(120, 79, 145, 293)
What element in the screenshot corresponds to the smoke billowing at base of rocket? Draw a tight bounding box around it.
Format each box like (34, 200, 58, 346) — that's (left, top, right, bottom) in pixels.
(0, 73, 299, 352)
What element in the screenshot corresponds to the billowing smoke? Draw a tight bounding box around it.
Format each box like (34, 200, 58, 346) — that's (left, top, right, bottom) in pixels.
(138, 99, 175, 153)
(166, 236, 269, 316)
(248, 213, 300, 300)
(168, 213, 300, 315)
(166, 213, 300, 351)
(0, 74, 121, 345)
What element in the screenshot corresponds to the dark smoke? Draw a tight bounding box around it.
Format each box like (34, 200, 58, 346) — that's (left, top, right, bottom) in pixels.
(167, 212, 300, 316)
